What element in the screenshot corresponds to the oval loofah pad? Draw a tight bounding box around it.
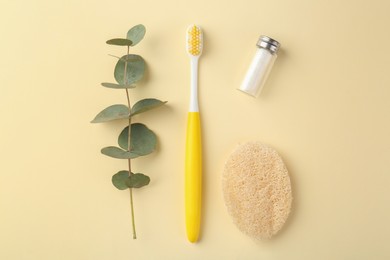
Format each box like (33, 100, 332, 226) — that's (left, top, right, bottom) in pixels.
(222, 142, 292, 239)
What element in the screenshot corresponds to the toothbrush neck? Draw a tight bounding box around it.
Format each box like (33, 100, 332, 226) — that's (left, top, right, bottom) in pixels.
(189, 57, 199, 112)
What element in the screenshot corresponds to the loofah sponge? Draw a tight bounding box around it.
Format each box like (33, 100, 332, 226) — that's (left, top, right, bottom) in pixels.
(222, 142, 292, 239)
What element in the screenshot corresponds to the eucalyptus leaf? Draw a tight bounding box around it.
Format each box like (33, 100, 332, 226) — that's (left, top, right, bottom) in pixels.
(118, 123, 157, 157)
(106, 38, 133, 46)
(101, 146, 139, 159)
(101, 82, 136, 89)
(112, 171, 130, 190)
(126, 173, 150, 188)
(131, 99, 167, 117)
(114, 55, 145, 85)
(126, 24, 146, 46)
(91, 104, 129, 123)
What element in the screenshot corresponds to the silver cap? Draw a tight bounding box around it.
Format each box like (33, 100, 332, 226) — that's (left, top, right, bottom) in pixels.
(256, 36, 280, 54)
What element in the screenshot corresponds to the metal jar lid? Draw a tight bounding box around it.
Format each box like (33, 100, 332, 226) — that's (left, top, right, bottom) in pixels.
(256, 36, 280, 54)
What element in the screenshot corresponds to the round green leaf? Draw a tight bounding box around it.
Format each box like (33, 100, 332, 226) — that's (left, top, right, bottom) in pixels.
(112, 171, 130, 190)
(131, 99, 167, 117)
(101, 82, 136, 89)
(106, 38, 133, 46)
(126, 24, 146, 46)
(126, 173, 150, 188)
(91, 104, 129, 123)
(101, 146, 139, 159)
(118, 123, 157, 157)
(114, 54, 145, 85)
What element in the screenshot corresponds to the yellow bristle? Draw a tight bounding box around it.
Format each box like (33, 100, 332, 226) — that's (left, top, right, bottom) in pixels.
(187, 25, 202, 56)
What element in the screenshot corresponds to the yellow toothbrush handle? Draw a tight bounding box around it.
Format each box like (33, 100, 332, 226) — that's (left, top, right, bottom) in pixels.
(185, 112, 202, 243)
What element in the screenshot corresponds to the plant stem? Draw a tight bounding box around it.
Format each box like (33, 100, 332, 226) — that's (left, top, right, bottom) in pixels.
(126, 89, 135, 239)
(124, 46, 137, 239)
(129, 182, 136, 239)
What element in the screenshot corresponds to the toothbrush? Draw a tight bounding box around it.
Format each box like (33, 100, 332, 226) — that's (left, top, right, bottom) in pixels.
(185, 24, 203, 243)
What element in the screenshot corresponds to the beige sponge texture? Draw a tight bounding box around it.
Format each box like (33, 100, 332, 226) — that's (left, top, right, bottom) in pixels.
(222, 142, 292, 239)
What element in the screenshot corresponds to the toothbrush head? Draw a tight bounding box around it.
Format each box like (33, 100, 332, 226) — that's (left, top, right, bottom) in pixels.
(186, 25, 203, 57)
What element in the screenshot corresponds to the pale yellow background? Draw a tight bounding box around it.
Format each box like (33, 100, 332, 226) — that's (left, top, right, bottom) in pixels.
(1, 0, 390, 259)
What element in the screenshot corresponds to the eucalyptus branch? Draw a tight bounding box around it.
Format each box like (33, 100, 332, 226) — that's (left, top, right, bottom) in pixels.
(91, 24, 167, 240)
